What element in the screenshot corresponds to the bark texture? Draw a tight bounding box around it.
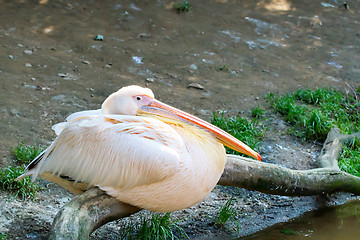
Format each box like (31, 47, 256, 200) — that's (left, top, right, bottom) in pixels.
(49, 188, 140, 240)
(49, 128, 360, 239)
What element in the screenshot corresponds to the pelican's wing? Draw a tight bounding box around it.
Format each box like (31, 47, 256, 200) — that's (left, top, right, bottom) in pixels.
(28, 114, 184, 190)
(52, 109, 102, 135)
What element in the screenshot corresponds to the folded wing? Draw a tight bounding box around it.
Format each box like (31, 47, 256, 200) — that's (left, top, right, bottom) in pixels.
(23, 114, 184, 191)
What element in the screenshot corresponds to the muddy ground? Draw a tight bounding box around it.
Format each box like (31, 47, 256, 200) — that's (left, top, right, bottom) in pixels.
(1, 0, 360, 239)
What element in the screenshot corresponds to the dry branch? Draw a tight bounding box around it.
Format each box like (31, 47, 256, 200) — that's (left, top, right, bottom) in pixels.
(48, 128, 360, 239)
(49, 188, 140, 240)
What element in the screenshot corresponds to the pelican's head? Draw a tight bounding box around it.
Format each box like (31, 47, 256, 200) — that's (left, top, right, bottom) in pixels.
(102, 85, 261, 161)
(102, 85, 155, 115)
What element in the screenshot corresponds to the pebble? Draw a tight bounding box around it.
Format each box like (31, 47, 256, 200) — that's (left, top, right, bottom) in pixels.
(25, 63, 32, 67)
(188, 83, 204, 90)
(94, 35, 104, 41)
(189, 64, 198, 70)
(104, 64, 111, 69)
(137, 33, 151, 39)
(57, 73, 78, 80)
(57, 73, 67, 77)
(10, 108, 20, 117)
(82, 60, 90, 64)
(145, 77, 155, 82)
(24, 49, 33, 54)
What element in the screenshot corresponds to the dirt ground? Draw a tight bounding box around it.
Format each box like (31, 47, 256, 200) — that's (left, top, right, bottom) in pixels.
(1, 0, 360, 239)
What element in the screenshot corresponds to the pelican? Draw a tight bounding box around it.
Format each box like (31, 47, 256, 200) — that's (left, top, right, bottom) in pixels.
(18, 85, 261, 212)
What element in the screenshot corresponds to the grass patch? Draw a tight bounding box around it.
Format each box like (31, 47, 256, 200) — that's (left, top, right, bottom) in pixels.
(0, 165, 39, 199)
(339, 137, 360, 177)
(251, 105, 265, 119)
(0, 142, 43, 199)
(0, 233, 9, 240)
(267, 88, 359, 141)
(173, 1, 190, 12)
(119, 213, 188, 240)
(218, 65, 229, 71)
(11, 141, 45, 165)
(215, 198, 237, 227)
(211, 112, 265, 156)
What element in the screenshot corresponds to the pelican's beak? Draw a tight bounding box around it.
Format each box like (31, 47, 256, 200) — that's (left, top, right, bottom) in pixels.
(139, 99, 261, 161)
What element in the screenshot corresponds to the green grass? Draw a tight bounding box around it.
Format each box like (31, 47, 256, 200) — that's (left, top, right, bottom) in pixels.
(218, 65, 229, 71)
(215, 198, 237, 227)
(267, 87, 360, 176)
(0, 142, 43, 199)
(11, 141, 45, 165)
(0, 233, 9, 240)
(339, 137, 360, 177)
(211, 112, 265, 156)
(251, 105, 265, 119)
(119, 213, 188, 240)
(0, 165, 39, 199)
(267, 88, 359, 141)
(173, 1, 190, 12)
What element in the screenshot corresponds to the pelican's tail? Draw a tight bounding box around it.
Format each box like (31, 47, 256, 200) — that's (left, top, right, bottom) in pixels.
(15, 149, 46, 182)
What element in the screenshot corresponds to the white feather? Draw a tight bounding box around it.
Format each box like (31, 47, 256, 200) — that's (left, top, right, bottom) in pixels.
(52, 109, 102, 135)
(35, 114, 184, 190)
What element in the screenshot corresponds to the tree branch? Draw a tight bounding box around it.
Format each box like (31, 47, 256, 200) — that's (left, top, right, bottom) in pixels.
(49, 188, 140, 240)
(218, 155, 360, 196)
(219, 128, 360, 195)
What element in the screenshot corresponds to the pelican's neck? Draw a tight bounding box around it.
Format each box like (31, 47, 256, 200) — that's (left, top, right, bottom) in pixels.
(167, 119, 227, 172)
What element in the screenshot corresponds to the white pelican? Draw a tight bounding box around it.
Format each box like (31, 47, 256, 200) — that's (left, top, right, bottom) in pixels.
(18, 85, 261, 212)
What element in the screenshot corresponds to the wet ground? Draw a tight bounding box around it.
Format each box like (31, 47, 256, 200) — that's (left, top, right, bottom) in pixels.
(246, 200, 360, 240)
(1, 0, 360, 239)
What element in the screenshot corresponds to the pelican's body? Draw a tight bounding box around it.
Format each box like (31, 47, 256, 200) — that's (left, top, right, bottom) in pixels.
(19, 85, 260, 212)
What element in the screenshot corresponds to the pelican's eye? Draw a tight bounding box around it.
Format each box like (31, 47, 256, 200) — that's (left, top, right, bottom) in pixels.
(136, 96, 142, 101)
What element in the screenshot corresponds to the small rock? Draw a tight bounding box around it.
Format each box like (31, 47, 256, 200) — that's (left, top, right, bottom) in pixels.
(137, 33, 151, 39)
(132, 56, 143, 64)
(129, 3, 141, 11)
(31, 77, 36, 81)
(145, 77, 155, 82)
(189, 64, 198, 70)
(9, 55, 14, 59)
(10, 108, 20, 117)
(25, 63, 32, 67)
(24, 49, 33, 54)
(188, 83, 204, 90)
(57, 73, 78, 80)
(94, 35, 104, 41)
(57, 73, 68, 78)
(104, 64, 112, 69)
(36, 85, 50, 91)
(82, 60, 90, 64)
